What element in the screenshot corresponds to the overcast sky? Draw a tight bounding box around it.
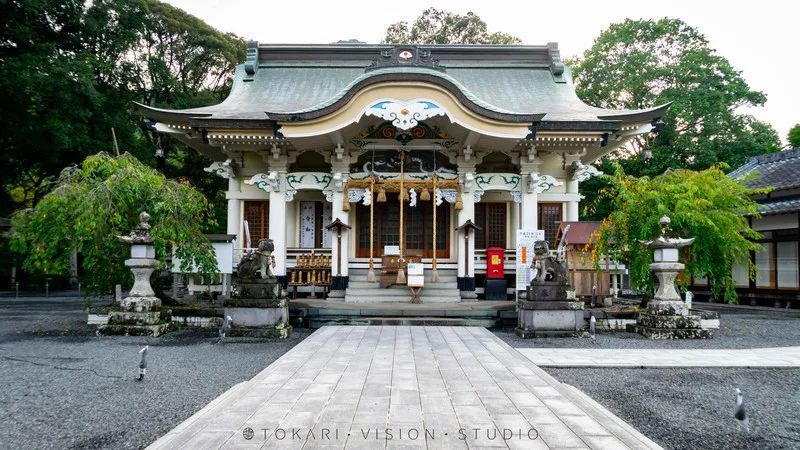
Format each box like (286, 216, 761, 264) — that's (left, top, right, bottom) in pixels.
(165, 0, 798, 143)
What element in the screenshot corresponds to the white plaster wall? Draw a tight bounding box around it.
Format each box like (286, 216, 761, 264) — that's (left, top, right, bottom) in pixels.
(753, 214, 798, 231)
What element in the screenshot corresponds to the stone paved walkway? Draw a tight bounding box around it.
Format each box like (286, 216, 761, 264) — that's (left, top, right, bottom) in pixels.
(517, 347, 800, 368)
(149, 326, 661, 449)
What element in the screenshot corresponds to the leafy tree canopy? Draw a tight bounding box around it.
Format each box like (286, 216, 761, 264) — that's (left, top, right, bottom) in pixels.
(590, 164, 765, 304)
(11, 153, 218, 295)
(384, 8, 520, 44)
(789, 123, 800, 148)
(0, 0, 244, 222)
(573, 18, 779, 173)
(571, 18, 781, 220)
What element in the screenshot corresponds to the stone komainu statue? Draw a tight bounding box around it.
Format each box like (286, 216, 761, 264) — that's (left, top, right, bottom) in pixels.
(532, 240, 568, 284)
(236, 238, 276, 281)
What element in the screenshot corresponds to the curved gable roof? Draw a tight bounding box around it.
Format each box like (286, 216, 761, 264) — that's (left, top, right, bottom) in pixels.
(138, 43, 668, 130)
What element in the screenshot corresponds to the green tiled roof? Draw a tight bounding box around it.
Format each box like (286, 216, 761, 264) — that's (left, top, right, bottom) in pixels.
(138, 43, 668, 129)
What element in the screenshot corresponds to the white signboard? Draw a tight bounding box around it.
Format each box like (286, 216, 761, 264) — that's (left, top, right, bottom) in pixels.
(407, 262, 424, 287)
(515, 229, 545, 290)
(384, 245, 400, 255)
(321, 202, 333, 248)
(299, 202, 316, 248)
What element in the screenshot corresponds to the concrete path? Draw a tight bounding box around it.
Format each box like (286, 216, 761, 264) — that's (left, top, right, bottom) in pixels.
(518, 347, 800, 368)
(149, 326, 661, 449)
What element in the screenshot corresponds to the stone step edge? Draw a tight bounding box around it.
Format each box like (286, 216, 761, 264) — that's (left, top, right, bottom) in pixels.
(146, 381, 249, 449)
(559, 383, 664, 449)
(343, 300, 463, 304)
(488, 328, 663, 450)
(345, 289, 460, 293)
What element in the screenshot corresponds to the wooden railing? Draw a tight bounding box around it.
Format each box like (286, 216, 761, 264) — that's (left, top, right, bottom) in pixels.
(474, 249, 516, 272)
(233, 247, 332, 268)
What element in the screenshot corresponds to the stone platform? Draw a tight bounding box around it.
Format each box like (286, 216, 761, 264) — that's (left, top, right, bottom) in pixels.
(291, 299, 516, 328)
(517, 281, 585, 337)
(148, 326, 661, 449)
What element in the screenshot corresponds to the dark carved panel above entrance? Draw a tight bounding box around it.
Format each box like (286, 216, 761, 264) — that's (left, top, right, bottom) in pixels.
(350, 121, 457, 149)
(350, 150, 457, 175)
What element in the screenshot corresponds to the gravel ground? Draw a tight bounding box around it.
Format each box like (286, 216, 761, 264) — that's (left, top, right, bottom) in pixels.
(496, 304, 800, 349)
(3, 294, 799, 449)
(546, 367, 800, 449)
(0, 295, 310, 449)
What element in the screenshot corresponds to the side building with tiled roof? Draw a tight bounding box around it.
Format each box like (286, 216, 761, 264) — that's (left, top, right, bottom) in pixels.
(694, 148, 800, 306)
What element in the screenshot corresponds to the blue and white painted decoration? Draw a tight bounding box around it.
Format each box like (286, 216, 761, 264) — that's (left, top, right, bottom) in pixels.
(528, 173, 563, 194)
(572, 161, 603, 182)
(204, 159, 235, 179)
(364, 100, 447, 130)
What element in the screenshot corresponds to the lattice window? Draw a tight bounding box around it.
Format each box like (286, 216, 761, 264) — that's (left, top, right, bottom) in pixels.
(433, 203, 448, 251)
(475, 205, 486, 249)
(474, 203, 507, 249)
(381, 200, 400, 246)
(357, 202, 372, 250)
(538, 203, 563, 245)
(486, 204, 506, 248)
(243, 201, 269, 245)
(355, 193, 450, 258)
(405, 203, 424, 250)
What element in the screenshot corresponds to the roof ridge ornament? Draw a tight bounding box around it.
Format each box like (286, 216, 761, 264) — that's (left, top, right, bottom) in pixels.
(244, 40, 259, 78)
(365, 46, 445, 73)
(547, 42, 565, 82)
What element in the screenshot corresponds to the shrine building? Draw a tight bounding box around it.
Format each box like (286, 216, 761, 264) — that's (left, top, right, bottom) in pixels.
(140, 42, 667, 303)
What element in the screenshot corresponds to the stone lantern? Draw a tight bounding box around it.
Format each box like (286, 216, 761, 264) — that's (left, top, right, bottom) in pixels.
(117, 212, 161, 312)
(633, 216, 711, 339)
(99, 211, 170, 336)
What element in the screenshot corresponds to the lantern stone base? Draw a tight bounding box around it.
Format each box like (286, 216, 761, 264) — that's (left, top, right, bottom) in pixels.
(630, 320, 712, 339)
(630, 308, 712, 339)
(98, 309, 172, 336)
(120, 296, 161, 312)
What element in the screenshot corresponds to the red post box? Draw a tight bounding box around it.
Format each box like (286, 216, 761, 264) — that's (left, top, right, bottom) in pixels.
(486, 247, 505, 279)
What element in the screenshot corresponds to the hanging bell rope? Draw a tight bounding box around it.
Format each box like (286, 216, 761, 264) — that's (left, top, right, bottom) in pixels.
(368, 149, 377, 282)
(396, 151, 406, 285)
(368, 176, 376, 282)
(342, 188, 350, 212)
(431, 150, 440, 283)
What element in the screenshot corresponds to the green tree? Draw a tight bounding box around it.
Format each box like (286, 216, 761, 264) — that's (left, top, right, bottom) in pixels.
(0, 0, 244, 225)
(590, 164, 764, 304)
(571, 18, 781, 220)
(573, 18, 780, 173)
(10, 153, 218, 295)
(789, 123, 800, 148)
(384, 8, 520, 44)
(128, 1, 246, 231)
(0, 0, 148, 214)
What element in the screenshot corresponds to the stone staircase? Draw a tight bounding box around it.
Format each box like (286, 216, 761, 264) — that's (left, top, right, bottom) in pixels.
(344, 268, 461, 303)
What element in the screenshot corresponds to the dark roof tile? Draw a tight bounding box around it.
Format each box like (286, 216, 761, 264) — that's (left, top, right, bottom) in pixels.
(138, 43, 668, 127)
(730, 148, 800, 191)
